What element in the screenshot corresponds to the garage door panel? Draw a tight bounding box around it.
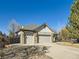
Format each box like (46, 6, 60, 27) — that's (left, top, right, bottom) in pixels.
(39, 36, 51, 44)
(26, 36, 33, 44)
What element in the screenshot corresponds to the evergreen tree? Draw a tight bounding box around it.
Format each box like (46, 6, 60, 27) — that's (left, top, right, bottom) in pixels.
(67, 0, 79, 39)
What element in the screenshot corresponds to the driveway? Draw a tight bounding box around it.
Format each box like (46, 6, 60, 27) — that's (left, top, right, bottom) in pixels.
(46, 43, 79, 59)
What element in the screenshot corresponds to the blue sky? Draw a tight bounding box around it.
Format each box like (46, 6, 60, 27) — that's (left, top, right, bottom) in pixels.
(0, 0, 73, 34)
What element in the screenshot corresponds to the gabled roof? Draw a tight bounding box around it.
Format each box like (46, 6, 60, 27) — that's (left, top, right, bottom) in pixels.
(23, 24, 40, 31)
(20, 23, 54, 32)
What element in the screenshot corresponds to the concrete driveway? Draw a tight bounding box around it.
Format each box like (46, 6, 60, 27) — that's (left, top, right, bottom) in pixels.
(46, 43, 79, 59)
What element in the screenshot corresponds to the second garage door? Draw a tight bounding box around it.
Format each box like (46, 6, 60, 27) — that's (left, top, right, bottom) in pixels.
(39, 35, 51, 44)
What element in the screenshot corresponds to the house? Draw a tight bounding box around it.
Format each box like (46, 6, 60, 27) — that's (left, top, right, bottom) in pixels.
(18, 24, 55, 44)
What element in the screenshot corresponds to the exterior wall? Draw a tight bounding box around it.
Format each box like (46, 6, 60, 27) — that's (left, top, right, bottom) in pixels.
(33, 33, 38, 43)
(18, 31, 25, 44)
(38, 26, 54, 35)
(18, 26, 54, 44)
(51, 33, 54, 42)
(39, 26, 52, 32)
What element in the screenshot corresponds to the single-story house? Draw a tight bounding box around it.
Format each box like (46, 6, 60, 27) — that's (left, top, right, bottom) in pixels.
(18, 23, 55, 44)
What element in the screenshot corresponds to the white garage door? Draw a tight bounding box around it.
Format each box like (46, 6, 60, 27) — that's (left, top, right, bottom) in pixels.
(26, 36, 33, 44)
(39, 36, 51, 44)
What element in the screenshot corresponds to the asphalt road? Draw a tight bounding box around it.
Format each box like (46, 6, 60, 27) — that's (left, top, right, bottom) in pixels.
(46, 43, 79, 59)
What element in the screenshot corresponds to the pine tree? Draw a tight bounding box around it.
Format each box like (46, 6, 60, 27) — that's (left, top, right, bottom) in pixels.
(67, 0, 79, 39)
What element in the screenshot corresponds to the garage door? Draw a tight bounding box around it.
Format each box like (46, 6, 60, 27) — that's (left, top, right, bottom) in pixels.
(39, 36, 51, 44)
(26, 36, 33, 44)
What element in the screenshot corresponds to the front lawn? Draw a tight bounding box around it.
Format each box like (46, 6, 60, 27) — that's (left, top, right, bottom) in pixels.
(58, 42, 79, 48)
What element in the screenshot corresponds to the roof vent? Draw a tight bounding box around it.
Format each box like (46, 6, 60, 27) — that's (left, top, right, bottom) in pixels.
(22, 26, 24, 29)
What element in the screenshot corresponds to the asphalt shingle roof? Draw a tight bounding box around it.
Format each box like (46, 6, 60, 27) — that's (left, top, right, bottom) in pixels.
(23, 24, 40, 30)
(20, 23, 54, 32)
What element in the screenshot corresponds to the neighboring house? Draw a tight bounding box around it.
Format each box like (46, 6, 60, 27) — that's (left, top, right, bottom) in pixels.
(17, 23, 55, 44)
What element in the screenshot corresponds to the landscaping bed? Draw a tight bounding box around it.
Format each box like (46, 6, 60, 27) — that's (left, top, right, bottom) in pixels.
(0, 45, 52, 59)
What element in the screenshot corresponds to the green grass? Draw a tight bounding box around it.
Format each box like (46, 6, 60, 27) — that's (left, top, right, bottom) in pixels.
(60, 42, 79, 48)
